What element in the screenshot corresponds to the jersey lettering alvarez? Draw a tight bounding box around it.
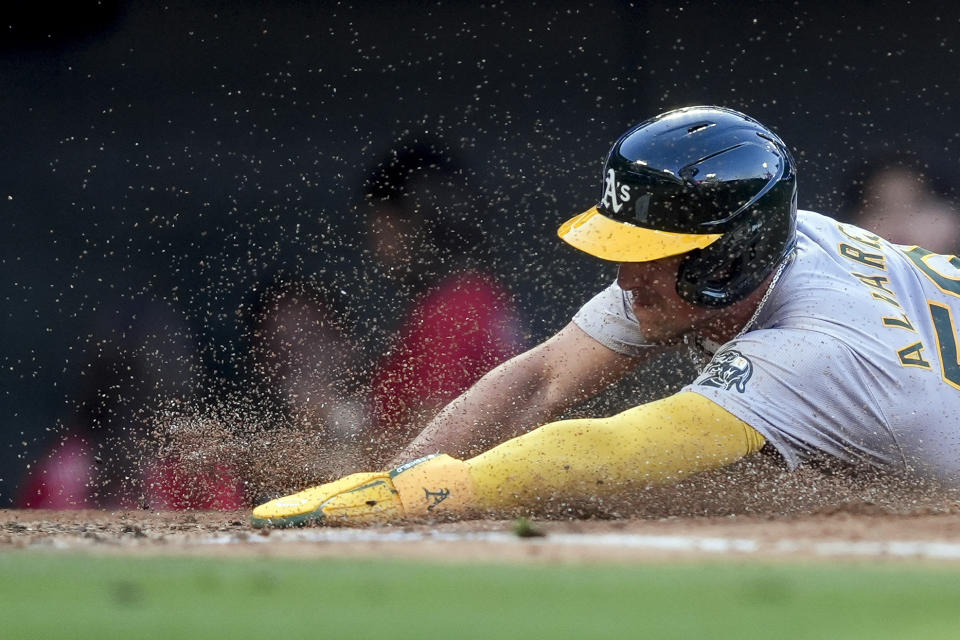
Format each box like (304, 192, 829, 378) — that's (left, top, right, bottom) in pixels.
(573, 210, 960, 483)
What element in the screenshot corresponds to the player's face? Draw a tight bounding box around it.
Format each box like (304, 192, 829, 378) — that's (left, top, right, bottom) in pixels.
(617, 257, 721, 344)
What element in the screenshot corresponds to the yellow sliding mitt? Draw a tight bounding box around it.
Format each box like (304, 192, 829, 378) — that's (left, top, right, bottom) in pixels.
(251, 454, 474, 528)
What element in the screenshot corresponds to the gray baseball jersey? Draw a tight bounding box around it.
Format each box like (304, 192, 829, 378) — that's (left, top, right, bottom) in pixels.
(573, 210, 960, 483)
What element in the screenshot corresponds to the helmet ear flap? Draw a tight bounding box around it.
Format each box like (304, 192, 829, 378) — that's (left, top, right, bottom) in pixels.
(677, 238, 749, 308)
(676, 176, 797, 308)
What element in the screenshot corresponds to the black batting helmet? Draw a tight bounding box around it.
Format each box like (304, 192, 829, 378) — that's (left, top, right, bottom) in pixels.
(558, 106, 797, 307)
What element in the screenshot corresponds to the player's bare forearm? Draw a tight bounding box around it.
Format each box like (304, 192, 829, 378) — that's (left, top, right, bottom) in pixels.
(393, 358, 557, 463)
(391, 322, 646, 464)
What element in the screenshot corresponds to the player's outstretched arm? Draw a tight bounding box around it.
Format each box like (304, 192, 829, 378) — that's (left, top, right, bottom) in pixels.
(393, 322, 646, 464)
(252, 392, 766, 527)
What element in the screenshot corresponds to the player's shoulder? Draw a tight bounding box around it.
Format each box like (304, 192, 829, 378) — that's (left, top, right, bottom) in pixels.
(758, 210, 879, 330)
(780, 209, 847, 278)
(796, 209, 835, 226)
(795, 209, 903, 254)
(795, 209, 847, 242)
(790, 208, 893, 272)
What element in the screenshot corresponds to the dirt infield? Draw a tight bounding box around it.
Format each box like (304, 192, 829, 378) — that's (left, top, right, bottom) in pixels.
(8, 456, 960, 564)
(5, 506, 960, 564)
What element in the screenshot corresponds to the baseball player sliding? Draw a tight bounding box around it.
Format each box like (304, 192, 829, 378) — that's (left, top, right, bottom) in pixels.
(253, 106, 960, 527)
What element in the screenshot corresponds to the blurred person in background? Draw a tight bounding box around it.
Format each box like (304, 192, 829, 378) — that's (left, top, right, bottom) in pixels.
(359, 135, 525, 465)
(19, 300, 244, 509)
(239, 274, 369, 494)
(246, 274, 366, 437)
(842, 152, 960, 255)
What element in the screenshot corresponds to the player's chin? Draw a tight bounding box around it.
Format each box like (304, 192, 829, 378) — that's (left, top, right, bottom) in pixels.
(635, 321, 691, 346)
(640, 330, 689, 347)
(632, 308, 691, 343)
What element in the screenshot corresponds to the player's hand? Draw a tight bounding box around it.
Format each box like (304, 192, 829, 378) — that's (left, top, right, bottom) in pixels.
(251, 471, 402, 527)
(251, 454, 474, 528)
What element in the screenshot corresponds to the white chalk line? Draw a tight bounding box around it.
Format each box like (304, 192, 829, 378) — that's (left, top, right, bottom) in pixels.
(197, 528, 960, 560)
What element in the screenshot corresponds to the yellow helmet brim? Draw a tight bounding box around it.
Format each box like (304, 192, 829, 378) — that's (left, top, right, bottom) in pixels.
(557, 207, 722, 262)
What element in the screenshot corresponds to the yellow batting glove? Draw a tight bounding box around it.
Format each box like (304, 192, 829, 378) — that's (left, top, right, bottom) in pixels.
(250, 454, 474, 528)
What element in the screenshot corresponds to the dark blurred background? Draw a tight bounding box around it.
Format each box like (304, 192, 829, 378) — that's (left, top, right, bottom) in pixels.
(3, 0, 959, 504)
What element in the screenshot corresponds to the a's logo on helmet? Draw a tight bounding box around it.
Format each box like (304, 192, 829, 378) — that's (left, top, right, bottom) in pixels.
(695, 348, 753, 393)
(601, 168, 631, 214)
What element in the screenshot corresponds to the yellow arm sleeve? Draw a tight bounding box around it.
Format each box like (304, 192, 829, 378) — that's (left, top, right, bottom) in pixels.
(466, 391, 765, 511)
(251, 392, 766, 525)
